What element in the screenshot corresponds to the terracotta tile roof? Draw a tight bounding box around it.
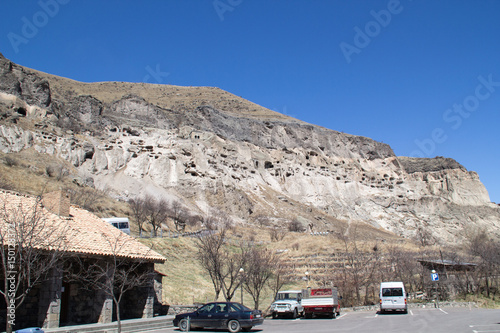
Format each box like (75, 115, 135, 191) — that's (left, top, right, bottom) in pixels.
(0, 190, 165, 263)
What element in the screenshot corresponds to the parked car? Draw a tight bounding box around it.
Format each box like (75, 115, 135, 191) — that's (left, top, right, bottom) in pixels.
(270, 290, 303, 319)
(302, 287, 341, 319)
(173, 301, 264, 332)
(379, 281, 408, 314)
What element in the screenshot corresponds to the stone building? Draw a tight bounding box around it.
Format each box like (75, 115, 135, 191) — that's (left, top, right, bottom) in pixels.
(0, 190, 166, 330)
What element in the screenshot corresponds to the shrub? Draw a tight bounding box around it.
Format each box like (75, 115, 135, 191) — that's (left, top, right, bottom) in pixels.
(288, 218, 304, 232)
(269, 227, 287, 242)
(3, 156, 18, 167)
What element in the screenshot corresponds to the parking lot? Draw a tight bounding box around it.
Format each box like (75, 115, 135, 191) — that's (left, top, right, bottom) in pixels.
(263, 307, 500, 333)
(152, 307, 500, 333)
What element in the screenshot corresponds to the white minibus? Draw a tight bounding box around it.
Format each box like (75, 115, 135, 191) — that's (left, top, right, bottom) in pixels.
(379, 281, 407, 314)
(102, 217, 131, 235)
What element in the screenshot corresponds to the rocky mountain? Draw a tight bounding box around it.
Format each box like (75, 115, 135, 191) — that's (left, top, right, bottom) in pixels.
(1, 52, 499, 245)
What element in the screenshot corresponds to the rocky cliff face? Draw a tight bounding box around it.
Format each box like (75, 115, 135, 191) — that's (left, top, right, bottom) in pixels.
(1, 53, 499, 245)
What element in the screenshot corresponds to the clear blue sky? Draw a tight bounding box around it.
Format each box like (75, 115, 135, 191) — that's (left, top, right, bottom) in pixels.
(1, 0, 499, 203)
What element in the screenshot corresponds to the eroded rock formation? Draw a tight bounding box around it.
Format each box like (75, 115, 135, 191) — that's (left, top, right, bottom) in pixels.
(1, 53, 498, 245)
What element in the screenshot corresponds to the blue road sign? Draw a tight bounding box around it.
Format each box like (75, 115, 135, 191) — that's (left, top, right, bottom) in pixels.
(431, 273, 439, 281)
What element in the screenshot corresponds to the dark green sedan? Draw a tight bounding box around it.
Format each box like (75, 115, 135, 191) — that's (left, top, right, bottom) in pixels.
(173, 302, 264, 332)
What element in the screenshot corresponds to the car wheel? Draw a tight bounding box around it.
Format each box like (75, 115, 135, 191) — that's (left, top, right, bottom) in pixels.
(292, 309, 298, 319)
(228, 319, 241, 333)
(272, 312, 278, 319)
(179, 318, 190, 332)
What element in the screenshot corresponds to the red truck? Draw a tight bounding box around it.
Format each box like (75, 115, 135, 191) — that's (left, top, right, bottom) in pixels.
(302, 288, 341, 319)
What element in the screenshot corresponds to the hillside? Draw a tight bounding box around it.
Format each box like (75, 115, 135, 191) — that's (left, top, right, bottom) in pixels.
(0, 52, 499, 247)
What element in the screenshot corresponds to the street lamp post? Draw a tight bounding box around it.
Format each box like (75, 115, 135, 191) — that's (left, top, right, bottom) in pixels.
(239, 267, 244, 305)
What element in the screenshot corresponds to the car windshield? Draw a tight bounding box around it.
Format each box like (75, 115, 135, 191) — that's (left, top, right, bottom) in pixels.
(382, 288, 403, 297)
(276, 292, 300, 301)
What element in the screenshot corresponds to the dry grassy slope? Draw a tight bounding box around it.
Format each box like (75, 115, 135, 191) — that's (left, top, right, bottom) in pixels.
(28, 68, 299, 123)
(0, 149, 132, 218)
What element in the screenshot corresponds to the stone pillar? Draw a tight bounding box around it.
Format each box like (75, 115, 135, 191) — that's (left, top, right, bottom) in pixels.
(97, 267, 113, 324)
(97, 293, 113, 324)
(38, 265, 62, 329)
(142, 264, 155, 319)
(142, 286, 155, 318)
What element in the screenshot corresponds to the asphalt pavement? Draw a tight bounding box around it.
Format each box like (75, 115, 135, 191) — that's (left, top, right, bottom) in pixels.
(148, 307, 500, 333)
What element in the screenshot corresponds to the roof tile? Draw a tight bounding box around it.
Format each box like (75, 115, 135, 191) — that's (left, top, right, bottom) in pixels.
(0, 190, 165, 262)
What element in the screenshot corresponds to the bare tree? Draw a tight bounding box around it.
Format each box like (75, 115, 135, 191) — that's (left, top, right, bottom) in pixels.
(219, 245, 247, 302)
(335, 223, 382, 306)
(128, 197, 147, 236)
(66, 232, 155, 333)
(267, 258, 293, 302)
(0, 193, 68, 333)
(143, 195, 169, 237)
(169, 200, 186, 232)
(202, 210, 234, 231)
(468, 229, 500, 298)
(195, 223, 247, 302)
(196, 228, 226, 301)
(242, 246, 277, 309)
(384, 246, 420, 295)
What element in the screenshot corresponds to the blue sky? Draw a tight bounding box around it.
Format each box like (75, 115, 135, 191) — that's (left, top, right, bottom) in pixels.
(1, 0, 499, 203)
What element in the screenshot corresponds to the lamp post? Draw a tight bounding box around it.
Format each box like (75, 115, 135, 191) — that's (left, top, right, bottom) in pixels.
(239, 267, 244, 305)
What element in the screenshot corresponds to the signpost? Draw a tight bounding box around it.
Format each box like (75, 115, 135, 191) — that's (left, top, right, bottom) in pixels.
(431, 270, 439, 308)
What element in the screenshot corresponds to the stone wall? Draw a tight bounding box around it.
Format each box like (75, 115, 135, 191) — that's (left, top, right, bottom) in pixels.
(167, 305, 200, 316)
(65, 284, 103, 325)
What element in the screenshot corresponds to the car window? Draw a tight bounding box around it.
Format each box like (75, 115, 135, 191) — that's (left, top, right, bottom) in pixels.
(391, 288, 403, 296)
(230, 303, 251, 312)
(215, 303, 228, 313)
(198, 303, 216, 313)
(382, 288, 403, 297)
(276, 292, 300, 301)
